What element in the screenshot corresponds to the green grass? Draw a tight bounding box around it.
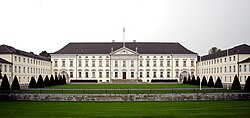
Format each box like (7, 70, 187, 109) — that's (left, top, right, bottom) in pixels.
(0, 101, 250, 118)
(47, 84, 203, 89)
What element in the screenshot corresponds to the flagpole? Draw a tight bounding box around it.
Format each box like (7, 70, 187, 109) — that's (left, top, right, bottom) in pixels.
(200, 56, 202, 90)
(123, 27, 125, 47)
(227, 49, 229, 90)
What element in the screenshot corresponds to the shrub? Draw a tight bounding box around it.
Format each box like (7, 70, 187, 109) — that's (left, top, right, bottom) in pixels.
(63, 75, 67, 84)
(231, 75, 241, 90)
(44, 75, 50, 87)
(183, 77, 187, 84)
(37, 75, 44, 88)
(215, 77, 223, 88)
(196, 76, 200, 86)
(11, 76, 20, 90)
(54, 75, 59, 85)
(207, 76, 214, 87)
(191, 75, 196, 85)
(50, 75, 55, 86)
(244, 76, 250, 91)
(59, 75, 63, 85)
(187, 76, 191, 84)
(29, 76, 37, 88)
(0, 74, 10, 91)
(201, 76, 207, 86)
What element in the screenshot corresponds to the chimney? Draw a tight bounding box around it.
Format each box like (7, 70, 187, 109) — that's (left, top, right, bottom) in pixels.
(133, 40, 136, 42)
(112, 40, 115, 42)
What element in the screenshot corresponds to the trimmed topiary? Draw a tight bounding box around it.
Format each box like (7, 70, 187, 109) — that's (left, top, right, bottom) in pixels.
(183, 77, 187, 84)
(187, 76, 191, 84)
(11, 76, 20, 90)
(63, 75, 67, 84)
(59, 75, 63, 85)
(207, 76, 214, 87)
(191, 75, 196, 85)
(196, 76, 200, 86)
(29, 76, 37, 88)
(244, 76, 250, 91)
(215, 77, 223, 88)
(50, 75, 55, 86)
(0, 74, 10, 91)
(54, 75, 59, 85)
(231, 75, 241, 90)
(44, 75, 50, 87)
(37, 75, 44, 88)
(201, 76, 208, 86)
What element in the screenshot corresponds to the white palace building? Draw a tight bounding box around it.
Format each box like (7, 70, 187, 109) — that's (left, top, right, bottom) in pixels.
(51, 42, 197, 83)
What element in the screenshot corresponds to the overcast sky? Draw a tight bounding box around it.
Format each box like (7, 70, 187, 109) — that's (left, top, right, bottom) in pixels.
(0, 0, 249, 56)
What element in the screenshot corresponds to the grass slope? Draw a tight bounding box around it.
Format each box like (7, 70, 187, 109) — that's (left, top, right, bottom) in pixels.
(47, 84, 202, 89)
(0, 101, 250, 118)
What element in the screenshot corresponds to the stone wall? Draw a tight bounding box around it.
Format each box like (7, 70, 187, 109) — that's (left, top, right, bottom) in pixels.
(1, 93, 250, 101)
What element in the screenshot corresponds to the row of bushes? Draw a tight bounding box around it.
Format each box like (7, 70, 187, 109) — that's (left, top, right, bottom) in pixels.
(0, 73, 67, 91)
(183, 75, 250, 91)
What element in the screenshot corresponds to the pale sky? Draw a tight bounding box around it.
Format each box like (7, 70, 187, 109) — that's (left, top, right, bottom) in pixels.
(0, 0, 249, 56)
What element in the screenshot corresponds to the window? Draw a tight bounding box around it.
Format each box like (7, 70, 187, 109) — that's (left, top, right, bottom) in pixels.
(62, 60, 65, 67)
(19, 57, 21, 62)
(160, 72, 163, 78)
(78, 72, 82, 78)
(183, 60, 186, 67)
(4, 65, 7, 72)
(54, 61, 58, 67)
(115, 61, 118, 67)
(175, 60, 179, 67)
(146, 72, 150, 78)
(153, 72, 157, 78)
(244, 65, 247, 72)
(229, 57, 231, 61)
(123, 61, 126, 67)
(146, 60, 150, 67)
(249, 64, 250, 72)
(0, 64, 2, 72)
(9, 65, 12, 72)
(167, 60, 170, 67)
(70, 72, 73, 78)
(19, 66, 21, 73)
(224, 58, 227, 62)
(139, 60, 143, 67)
(106, 72, 109, 78)
(131, 60, 134, 67)
(78, 60, 82, 67)
(191, 60, 194, 67)
(15, 56, 17, 61)
(92, 60, 95, 67)
(15, 66, 17, 73)
(92, 72, 96, 78)
(99, 72, 102, 78)
(160, 60, 163, 67)
(167, 71, 170, 78)
(176, 71, 179, 78)
(85, 72, 89, 78)
(139, 72, 143, 78)
(233, 56, 236, 61)
(27, 67, 29, 73)
(224, 66, 227, 73)
(23, 58, 25, 63)
(85, 60, 88, 67)
(27, 59, 29, 63)
(220, 67, 222, 73)
(70, 60, 73, 67)
(153, 60, 156, 67)
(99, 60, 102, 67)
(115, 72, 118, 78)
(106, 60, 109, 67)
(233, 66, 236, 72)
(239, 65, 242, 72)
(220, 59, 222, 63)
(229, 66, 231, 72)
(131, 72, 134, 78)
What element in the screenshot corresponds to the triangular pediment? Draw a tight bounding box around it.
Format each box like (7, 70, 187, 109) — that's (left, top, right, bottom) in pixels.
(110, 47, 138, 55)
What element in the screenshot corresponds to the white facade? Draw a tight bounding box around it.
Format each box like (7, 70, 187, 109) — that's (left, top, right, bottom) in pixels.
(51, 46, 197, 83)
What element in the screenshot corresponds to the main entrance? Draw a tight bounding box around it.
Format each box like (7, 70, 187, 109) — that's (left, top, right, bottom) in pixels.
(123, 72, 126, 79)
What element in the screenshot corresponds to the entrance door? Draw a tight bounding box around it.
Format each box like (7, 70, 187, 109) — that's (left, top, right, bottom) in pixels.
(123, 72, 126, 79)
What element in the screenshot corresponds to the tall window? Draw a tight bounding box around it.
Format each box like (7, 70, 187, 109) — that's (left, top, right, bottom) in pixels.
(15, 56, 17, 61)
(106, 60, 109, 67)
(115, 72, 118, 78)
(183, 60, 186, 67)
(167, 71, 170, 78)
(153, 72, 157, 78)
(15, 66, 17, 73)
(167, 60, 170, 67)
(146, 72, 150, 78)
(4, 65, 7, 72)
(233, 66, 236, 72)
(229, 66, 231, 72)
(92, 71, 96, 78)
(92, 60, 95, 67)
(19, 66, 21, 73)
(233, 56, 236, 61)
(160, 60, 163, 67)
(153, 60, 157, 67)
(191, 60, 194, 67)
(244, 65, 247, 72)
(54, 61, 58, 67)
(139, 60, 143, 67)
(78, 72, 82, 78)
(62, 60, 65, 67)
(176, 71, 179, 78)
(99, 60, 102, 67)
(9, 65, 12, 72)
(106, 72, 110, 78)
(139, 72, 143, 78)
(146, 60, 150, 67)
(85, 72, 89, 78)
(239, 65, 242, 72)
(175, 60, 179, 67)
(78, 60, 82, 67)
(131, 60, 134, 67)
(224, 66, 227, 73)
(23, 58, 25, 63)
(131, 72, 134, 78)
(115, 61, 118, 67)
(123, 61, 126, 67)
(19, 57, 21, 62)
(160, 72, 163, 78)
(70, 72, 73, 78)
(99, 72, 102, 78)
(85, 60, 88, 67)
(70, 60, 73, 67)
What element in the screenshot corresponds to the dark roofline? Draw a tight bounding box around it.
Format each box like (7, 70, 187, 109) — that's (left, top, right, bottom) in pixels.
(239, 57, 250, 64)
(0, 57, 12, 64)
(200, 44, 250, 61)
(0, 44, 51, 62)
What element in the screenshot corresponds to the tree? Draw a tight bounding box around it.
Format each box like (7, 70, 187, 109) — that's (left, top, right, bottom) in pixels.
(63, 75, 67, 84)
(187, 76, 191, 84)
(44, 75, 50, 87)
(29, 77, 37, 88)
(0, 74, 10, 91)
(244, 76, 250, 91)
(11, 76, 20, 90)
(207, 76, 214, 87)
(59, 75, 63, 85)
(208, 47, 221, 54)
(215, 77, 223, 88)
(39, 51, 51, 57)
(191, 75, 196, 85)
(50, 75, 55, 86)
(37, 75, 44, 88)
(54, 75, 59, 85)
(201, 76, 208, 86)
(183, 77, 187, 84)
(231, 75, 241, 90)
(196, 76, 200, 86)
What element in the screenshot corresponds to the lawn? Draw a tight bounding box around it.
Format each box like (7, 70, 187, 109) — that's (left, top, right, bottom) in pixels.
(47, 84, 203, 89)
(0, 101, 250, 118)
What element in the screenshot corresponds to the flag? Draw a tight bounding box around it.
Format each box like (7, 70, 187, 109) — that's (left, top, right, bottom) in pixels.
(123, 27, 125, 32)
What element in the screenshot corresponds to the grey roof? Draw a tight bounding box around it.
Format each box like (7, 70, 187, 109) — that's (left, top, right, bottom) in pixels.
(239, 57, 250, 64)
(200, 44, 250, 61)
(0, 57, 12, 64)
(53, 42, 197, 54)
(0, 45, 51, 61)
